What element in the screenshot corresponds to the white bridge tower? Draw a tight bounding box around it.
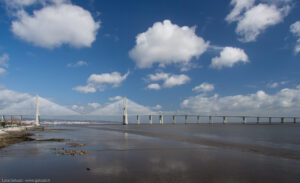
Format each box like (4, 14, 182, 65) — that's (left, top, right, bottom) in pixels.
(35, 94, 40, 126)
(123, 98, 128, 125)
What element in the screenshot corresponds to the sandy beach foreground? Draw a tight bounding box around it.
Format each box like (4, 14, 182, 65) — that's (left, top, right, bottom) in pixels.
(1, 124, 300, 183)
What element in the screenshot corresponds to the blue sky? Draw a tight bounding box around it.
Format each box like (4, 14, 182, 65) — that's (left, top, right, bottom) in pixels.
(0, 0, 300, 115)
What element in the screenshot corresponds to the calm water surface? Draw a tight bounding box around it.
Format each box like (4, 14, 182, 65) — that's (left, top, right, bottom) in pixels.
(1, 124, 300, 183)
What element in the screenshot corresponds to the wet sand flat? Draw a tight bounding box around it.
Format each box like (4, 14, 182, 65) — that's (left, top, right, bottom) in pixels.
(0, 132, 34, 149)
(0, 124, 300, 183)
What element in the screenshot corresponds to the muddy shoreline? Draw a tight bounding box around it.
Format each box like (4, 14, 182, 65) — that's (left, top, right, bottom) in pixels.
(0, 132, 35, 149)
(0, 127, 89, 157)
(0, 127, 68, 149)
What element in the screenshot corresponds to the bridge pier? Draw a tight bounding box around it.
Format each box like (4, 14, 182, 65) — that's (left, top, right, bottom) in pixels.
(137, 115, 140, 125)
(223, 116, 227, 124)
(159, 115, 163, 125)
(242, 116, 246, 124)
(209, 116, 213, 124)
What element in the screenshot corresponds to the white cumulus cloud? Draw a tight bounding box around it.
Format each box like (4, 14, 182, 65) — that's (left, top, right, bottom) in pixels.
(109, 96, 122, 101)
(0, 53, 9, 68)
(210, 47, 248, 69)
(70, 102, 102, 113)
(290, 21, 300, 54)
(72, 85, 96, 94)
(0, 53, 9, 76)
(71, 104, 84, 112)
(226, 0, 291, 42)
(129, 20, 209, 69)
(11, 3, 100, 48)
(4, 0, 39, 8)
(88, 102, 101, 109)
(0, 68, 6, 76)
(163, 74, 190, 88)
(152, 104, 162, 110)
(4, 0, 70, 8)
(225, 0, 255, 23)
(88, 72, 129, 88)
(181, 86, 300, 116)
(192, 82, 215, 92)
(268, 82, 279, 88)
(147, 72, 190, 89)
(148, 72, 169, 81)
(67, 60, 88, 67)
(73, 71, 129, 93)
(147, 83, 161, 90)
(267, 81, 288, 88)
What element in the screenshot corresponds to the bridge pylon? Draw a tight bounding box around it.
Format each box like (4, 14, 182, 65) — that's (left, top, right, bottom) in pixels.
(123, 98, 128, 125)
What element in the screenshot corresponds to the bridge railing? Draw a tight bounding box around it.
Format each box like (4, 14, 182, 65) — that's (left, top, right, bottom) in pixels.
(126, 114, 299, 125)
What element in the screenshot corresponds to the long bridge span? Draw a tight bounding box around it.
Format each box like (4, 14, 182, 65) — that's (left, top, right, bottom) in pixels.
(1, 97, 299, 126)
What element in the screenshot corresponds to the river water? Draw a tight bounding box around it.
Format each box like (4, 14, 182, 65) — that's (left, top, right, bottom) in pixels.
(1, 124, 300, 183)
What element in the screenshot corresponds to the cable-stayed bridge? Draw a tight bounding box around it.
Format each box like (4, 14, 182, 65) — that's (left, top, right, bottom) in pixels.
(1, 96, 299, 126)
